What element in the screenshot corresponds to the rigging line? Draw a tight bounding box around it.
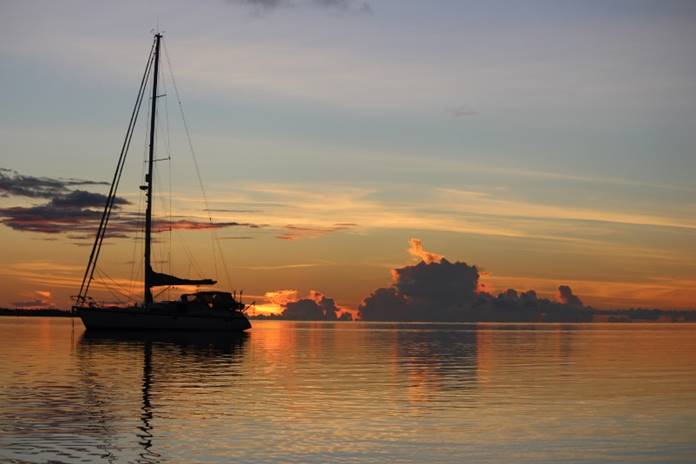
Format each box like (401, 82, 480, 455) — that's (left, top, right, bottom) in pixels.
(162, 48, 208, 286)
(152, 161, 173, 298)
(172, 227, 206, 278)
(127, 191, 147, 299)
(152, 160, 174, 287)
(127, 234, 140, 299)
(78, 39, 155, 302)
(94, 280, 129, 305)
(128, 73, 154, 298)
(161, 68, 173, 165)
(79, 39, 156, 302)
(85, 56, 153, 301)
(171, 227, 202, 278)
(153, 286, 172, 298)
(127, 187, 146, 297)
(129, 77, 152, 288)
(163, 42, 229, 287)
(96, 270, 136, 303)
(167, 155, 173, 301)
(161, 71, 174, 296)
(95, 267, 137, 300)
(168, 149, 173, 297)
(153, 163, 171, 236)
(215, 238, 233, 293)
(130, 75, 152, 292)
(94, 268, 138, 302)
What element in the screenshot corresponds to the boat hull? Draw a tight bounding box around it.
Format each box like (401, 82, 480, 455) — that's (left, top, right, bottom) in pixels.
(76, 307, 251, 332)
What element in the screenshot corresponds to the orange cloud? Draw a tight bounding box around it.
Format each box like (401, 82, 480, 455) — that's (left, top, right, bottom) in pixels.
(264, 289, 300, 306)
(276, 223, 356, 241)
(12, 290, 56, 309)
(408, 238, 443, 264)
(253, 289, 355, 319)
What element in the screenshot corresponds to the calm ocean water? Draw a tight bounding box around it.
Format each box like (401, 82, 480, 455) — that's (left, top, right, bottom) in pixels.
(0, 318, 695, 463)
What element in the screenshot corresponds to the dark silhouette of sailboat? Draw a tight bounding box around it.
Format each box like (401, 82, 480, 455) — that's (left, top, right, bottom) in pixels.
(72, 33, 251, 332)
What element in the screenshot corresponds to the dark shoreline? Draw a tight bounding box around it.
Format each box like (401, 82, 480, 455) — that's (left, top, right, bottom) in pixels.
(2, 307, 695, 322)
(0, 308, 76, 317)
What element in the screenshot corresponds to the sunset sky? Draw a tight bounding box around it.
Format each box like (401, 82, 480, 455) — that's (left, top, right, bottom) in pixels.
(1, 0, 695, 312)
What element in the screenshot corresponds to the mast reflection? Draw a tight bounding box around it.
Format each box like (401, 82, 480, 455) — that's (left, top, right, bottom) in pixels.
(138, 340, 158, 463)
(77, 331, 248, 462)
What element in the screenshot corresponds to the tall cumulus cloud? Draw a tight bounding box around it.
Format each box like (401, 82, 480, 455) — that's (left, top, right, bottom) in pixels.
(359, 239, 591, 322)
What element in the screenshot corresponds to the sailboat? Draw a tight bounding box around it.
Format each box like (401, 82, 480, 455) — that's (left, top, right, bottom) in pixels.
(72, 33, 251, 332)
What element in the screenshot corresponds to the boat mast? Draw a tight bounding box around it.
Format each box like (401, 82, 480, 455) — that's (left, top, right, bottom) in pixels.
(144, 33, 162, 306)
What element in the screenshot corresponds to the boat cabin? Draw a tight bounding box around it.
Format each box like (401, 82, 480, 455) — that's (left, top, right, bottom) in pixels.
(180, 291, 244, 311)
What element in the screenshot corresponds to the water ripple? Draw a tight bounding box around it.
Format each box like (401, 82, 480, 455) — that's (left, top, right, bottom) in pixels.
(1, 318, 695, 463)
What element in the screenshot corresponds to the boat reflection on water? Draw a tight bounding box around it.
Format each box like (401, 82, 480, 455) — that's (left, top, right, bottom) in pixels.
(3, 321, 696, 463)
(79, 330, 249, 354)
(77, 331, 248, 463)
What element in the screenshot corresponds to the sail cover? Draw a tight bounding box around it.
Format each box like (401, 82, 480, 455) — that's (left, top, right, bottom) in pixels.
(147, 266, 216, 287)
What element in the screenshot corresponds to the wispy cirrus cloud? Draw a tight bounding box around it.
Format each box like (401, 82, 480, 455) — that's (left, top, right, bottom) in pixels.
(0, 261, 86, 290)
(276, 223, 357, 240)
(437, 188, 696, 230)
(444, 106, 478, 118)
(0, 260, 144, 304)
(205, 208, 264, 214)
(226, 0, 371, 14)
(234, 263, 322, 270)
(201, 181, 696, 263)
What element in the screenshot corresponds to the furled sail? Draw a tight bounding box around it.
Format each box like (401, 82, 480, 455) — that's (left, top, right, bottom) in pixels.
(146, 265, 216, 287)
